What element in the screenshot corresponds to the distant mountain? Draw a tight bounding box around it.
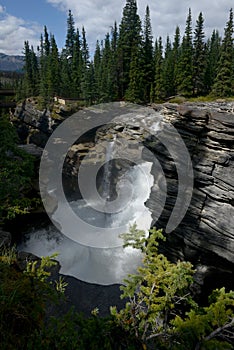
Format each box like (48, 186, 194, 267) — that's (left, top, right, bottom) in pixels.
(0, 53, 24, 72)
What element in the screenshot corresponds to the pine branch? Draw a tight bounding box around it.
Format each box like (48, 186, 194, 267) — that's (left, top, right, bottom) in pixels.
(195, 318, 234, 350)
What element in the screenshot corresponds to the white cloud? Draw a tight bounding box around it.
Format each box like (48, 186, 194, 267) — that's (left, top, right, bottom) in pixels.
(47, 0, 126, 51)
(47, 0, 231, 54)
(0, 7, 42, 55)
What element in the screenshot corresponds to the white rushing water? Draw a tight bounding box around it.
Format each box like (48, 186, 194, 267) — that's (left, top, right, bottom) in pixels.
(20, 161, 154, 285)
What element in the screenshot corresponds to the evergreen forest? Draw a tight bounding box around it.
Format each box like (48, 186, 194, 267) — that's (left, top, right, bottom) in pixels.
(22, 1, 234, 106)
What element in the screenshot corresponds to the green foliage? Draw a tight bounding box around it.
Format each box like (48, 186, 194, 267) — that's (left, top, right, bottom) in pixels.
(117, 0, 142, 99)
(0, 249, 64, 350)
(153, 37, 165, 101)
(112, 225, 234, 349)
(173, 288, 234, 349)
(0, 115, 36, 223)
(176, 9, 194, 96)
(114, 226, 194, 345)
(193, 12, 206, 95)
(0, 245, 139, 349)
(22, 5, 234, 103)
(0, 227, 233, 349)
(212, 9, 234, 97)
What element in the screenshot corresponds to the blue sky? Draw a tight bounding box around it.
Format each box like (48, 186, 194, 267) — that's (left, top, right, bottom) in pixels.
(0, 0, 233, 55)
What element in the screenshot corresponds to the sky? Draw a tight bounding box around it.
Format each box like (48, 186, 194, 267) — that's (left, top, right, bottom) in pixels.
(0, 0, 233, 56)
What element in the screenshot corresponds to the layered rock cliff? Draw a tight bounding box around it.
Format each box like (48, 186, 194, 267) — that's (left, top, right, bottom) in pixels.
(13, 101, 234, 292)
(83, 102, 234, 291)
(148, 103, 234, 286)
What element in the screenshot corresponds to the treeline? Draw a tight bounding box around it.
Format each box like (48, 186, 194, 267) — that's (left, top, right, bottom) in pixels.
(22, 0, 234, 105)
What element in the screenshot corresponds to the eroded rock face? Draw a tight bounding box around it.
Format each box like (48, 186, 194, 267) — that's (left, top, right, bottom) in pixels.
(16, 101, 233, 290)
(148, 103, 234, 276)
(81, 102, 234, 287)
(60, 102, 233, 275)
(13, 98, 81, 148)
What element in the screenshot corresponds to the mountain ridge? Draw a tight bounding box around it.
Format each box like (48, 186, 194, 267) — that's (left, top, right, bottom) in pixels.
(0, 53, 24, 72)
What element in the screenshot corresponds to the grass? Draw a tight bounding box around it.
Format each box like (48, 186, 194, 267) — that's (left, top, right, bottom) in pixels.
(167, 94, 234, 104)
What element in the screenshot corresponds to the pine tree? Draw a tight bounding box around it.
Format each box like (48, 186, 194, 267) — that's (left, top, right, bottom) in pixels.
(80, 27, 93, 103)
(60, 52, 72, 97)
(109, 22, 119, 101)
(117, 0, 142, 99)
(176, 9, 194, 96)
(142, 5, 154, 102)
(60, 10, 77, 97)
(47, 35, 60, 97)
(162, 36, 175, 98)
(193, 12, 206, 95)
(81, 26, 89, 67)
(43, 26, 50, 57)
(71, 29, 82, 98)
(65, 10, 76, 57)
(205, 30, 221, 93)
(99, 33, 113, 102)
(93, 40, 102, 101)
(125, 44, 144, 102)
(173, 26, 181, 94)
(23, 41, 39, 96)
(153, 37, 165, 100)
(212, 9, 234, 97)
(39, 27, 51, 101)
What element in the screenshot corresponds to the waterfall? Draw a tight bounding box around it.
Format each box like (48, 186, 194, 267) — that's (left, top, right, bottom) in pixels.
(19, 139, 154, 285)
(101, 137, 116, 202)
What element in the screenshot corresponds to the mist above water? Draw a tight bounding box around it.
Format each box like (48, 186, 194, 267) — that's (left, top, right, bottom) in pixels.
(20, 161, 154, 285)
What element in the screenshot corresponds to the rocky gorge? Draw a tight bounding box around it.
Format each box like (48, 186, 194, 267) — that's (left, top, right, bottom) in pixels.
(5, 99, 234, 307)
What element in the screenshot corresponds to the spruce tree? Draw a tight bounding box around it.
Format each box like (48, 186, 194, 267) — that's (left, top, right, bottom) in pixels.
(43, 26, 50, 57)
(117, 0, 142, 98)
(71, 29, 82, 98)
(65, 10, 76, 57)
(93, 40, 102, 101)
(173, 26, 181, 94)
(109, 22, 119, 101)
(23, 41, 39, 97)
(176, 9, 193, 96)
(193, 12, 206, 95)
(162, 36, 175, 98)
(212, 9, 234, 97)
(153, 37, 165, 100)
(60, 52, 72, 97)
(39, 27, 51, 101)
(80, 27, 93, 103)
(205, 30, 221, 93)
(47, 35, 60, 97)
(142, 5, 154, 102)
(125, 44, 144, 102)
(60, 10, 77, 97)
(99, 33, 113, 102)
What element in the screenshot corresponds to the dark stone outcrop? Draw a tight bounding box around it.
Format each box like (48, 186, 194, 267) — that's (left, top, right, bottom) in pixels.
(58, 102, 234, 280)
(13, 98, 81, 148)
(146, 102, 234, 291)
(15, 101, 234, 307)
(80, 102, 234, 291)
(13, 98, 53, 147)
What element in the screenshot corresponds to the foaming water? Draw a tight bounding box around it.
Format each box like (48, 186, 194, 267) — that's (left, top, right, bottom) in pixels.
(19, 162, 153, 285)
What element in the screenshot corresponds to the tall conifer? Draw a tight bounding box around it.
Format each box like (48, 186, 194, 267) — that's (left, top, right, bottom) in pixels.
(212, 9, 234, 96)
(142, 5, 154, 102)
(176, 9, 193, 96)
(193, 12, 206, 95)
(117, 0, 142, 98)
